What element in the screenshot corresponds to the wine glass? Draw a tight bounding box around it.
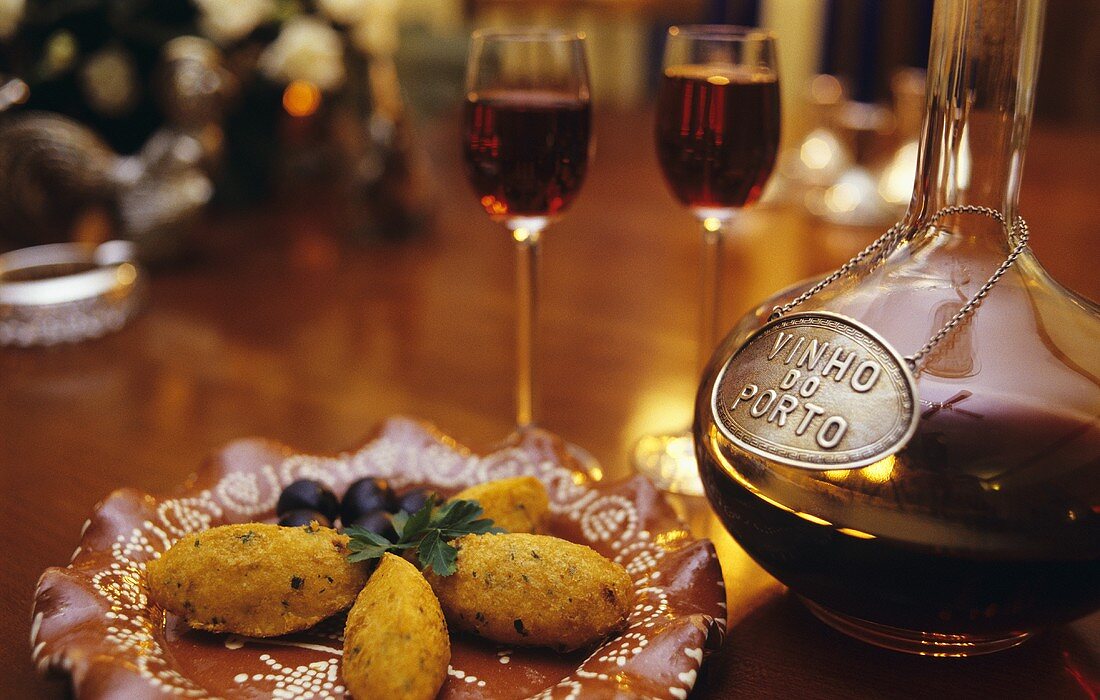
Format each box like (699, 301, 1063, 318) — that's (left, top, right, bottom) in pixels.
(463, 28, 596, 464)
(634, 25, 781, 494)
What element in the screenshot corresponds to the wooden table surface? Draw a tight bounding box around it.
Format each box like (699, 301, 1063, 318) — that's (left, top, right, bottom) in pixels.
(3, 108, 1098, 698)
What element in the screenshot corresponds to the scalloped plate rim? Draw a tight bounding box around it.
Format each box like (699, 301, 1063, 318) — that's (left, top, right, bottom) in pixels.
(31, 416, 727, 699)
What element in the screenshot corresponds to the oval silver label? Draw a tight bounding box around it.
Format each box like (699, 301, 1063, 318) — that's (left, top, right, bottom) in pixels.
(711, 311, 919, 470)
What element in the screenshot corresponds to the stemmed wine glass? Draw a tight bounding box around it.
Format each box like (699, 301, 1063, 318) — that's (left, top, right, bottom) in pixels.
(634, 25, 781, 494)
(463, 28, 595, 460)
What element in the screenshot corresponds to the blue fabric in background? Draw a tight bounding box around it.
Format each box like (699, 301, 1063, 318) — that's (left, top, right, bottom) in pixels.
(706, 0, 760, 26)
(822, 0, 934, 103)
(856, 1, 882, 102)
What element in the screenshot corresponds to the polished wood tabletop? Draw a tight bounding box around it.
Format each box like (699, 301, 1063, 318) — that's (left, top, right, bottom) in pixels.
(3, 108, 1098, 698)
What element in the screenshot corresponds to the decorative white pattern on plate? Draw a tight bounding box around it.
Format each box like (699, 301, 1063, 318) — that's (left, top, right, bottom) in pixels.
(33, 417, 725, 699)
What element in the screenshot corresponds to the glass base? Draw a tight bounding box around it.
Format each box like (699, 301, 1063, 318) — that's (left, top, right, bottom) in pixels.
(509, 427, 603, 481)
(565, 441, 603, 482)
(801, 598, 1032, 657)
(632, 430, 705, 496)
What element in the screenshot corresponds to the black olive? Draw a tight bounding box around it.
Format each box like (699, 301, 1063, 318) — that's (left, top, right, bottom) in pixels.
(341, 478, 398, 523)
(276, 480, 339, 520)
(397, 488, 435, 515)
(349, 511, 397, 542)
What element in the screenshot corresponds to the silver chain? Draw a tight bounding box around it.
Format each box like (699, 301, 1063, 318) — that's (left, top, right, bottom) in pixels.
(769, 205, 1030, 372)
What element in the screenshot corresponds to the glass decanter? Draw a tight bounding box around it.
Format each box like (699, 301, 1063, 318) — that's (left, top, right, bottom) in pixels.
(695, 0, 1100, 656)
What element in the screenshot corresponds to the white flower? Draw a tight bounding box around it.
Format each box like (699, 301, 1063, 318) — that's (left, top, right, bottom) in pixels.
(350, 14, 399, 57)
(0, 0, 25, 39)
(259, 16, 346, 92)
(194, 0, 274, 45)
(81, 47, 138, 116)
(316, 0, 371, 25)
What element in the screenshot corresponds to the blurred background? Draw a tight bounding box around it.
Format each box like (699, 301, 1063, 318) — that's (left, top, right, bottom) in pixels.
(0, 0, 1095, 266)
(6, 3, 1100, 696)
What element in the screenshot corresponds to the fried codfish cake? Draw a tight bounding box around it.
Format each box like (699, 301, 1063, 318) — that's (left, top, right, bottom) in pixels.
(147, 522, 369, 637)
(425, 533, 633, 651)
(451, 476, 549, 534)
(342, 554, 450, 700)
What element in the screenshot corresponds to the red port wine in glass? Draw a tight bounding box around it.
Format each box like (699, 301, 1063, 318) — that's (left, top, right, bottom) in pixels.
(655, 65, 780, 212)
(634, 26, 780, 497)
(464, 90, 591, 221)
(461, 28, 596, 464)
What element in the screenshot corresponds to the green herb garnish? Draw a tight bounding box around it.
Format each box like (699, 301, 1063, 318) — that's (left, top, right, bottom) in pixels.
(345, 496, 505, 576)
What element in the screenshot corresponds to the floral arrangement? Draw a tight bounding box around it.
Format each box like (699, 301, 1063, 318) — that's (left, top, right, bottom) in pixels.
(0, 0, 397, 150)
(199, 0, 399, 89)
(0, 0, 424, 248)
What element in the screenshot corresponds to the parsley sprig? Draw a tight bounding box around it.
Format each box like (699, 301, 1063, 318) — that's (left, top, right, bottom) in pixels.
(345, 496, 505, 576)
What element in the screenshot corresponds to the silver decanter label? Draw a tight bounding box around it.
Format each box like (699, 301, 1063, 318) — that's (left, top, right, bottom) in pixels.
(711, 311, 919, 470)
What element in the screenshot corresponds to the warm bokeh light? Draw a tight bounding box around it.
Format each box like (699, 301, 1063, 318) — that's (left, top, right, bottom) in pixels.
(702, 217, 722, 232)
(953, 123, 973, 191)
(480, 195, 507, 215)
(800, 135, 834, 170)
(654, 529, 689, 548)
(115, 263, 138, 286)
(836, 527, 877, 539)
(632, 434, 700, 492)
(879, 140, 919, 204)
(859, 456, 896, 483)
(793, 510, 832, 526)
(809, 73, 844, 104)
(282, 80, 322, 117)
(626, 387, 700, 490)
(824, 181, 860, 213)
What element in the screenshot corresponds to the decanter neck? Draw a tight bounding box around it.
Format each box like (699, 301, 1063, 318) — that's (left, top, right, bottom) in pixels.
(905, 0, 1045, 236)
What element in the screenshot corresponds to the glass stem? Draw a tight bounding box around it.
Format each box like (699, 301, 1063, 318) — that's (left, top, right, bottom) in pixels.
(512, 226, 542, 429)
(905, 0, 1043, 236)
(698, 217, 725, 376)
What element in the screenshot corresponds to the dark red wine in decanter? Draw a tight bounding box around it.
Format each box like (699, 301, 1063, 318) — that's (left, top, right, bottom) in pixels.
(694, 0, 1100, 656)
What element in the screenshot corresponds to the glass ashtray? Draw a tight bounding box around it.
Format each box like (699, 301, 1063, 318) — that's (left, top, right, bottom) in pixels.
(0, 240, 144, 347)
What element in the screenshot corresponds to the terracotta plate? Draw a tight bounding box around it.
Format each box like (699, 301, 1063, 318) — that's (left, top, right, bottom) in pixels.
(32, 417, 726, 699)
